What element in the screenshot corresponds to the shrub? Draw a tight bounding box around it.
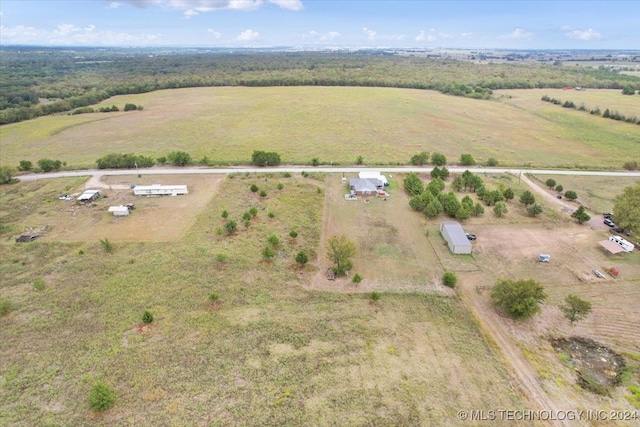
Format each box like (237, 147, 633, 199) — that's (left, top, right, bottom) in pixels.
(251, 150, 281, 166)
(267, 234, 280, 248)
(431, 152, 447, 166)
(88, 381, 116, 412)
(623, 161, 638, 171)
(242, 211, 251, 221)
(18, 160, 33, 171)
(221, 210, 229, 219)
(493, 201, 508, 217)
(250, 184, 259, 193)
(311, 157, 320, 166)
(208, 292, 220, 302)
(37, 158, 62, 172)
(295, 251, 308, 267)
(243, 219, 251, 228)
(167, 151, 191, 166)
(156, 156, 167, 164)
(277, 182, 284, 190)
(259, 190, 267, 197)
(443, 271, 457, 288)
(283, 172, 292, 178)
(356, 155, 364, 165)
(142, 310, 154, 324)
(460, 154, 476, 166)
(99, 238, 115, 254)
(262, 246, 276, 260)
(0, 299, 13, 316)
(214, 253, 228, 263)
(352, 273, 363, 284)
(370, 291, 381, 302)
(301, 171, 309, 178)
(564, 190, 578, 200)
(33, 277, 45, 291)
(409, 151, 430, 166)
(0, 167, 16, 185)
(289, 230, 298, 238)
(485, 158, 499, 167)
(555, 184, 564, 192)
(78, 249, 85, 255)
(527, 203, 543, 217)
(268, 212, 275, 218)
(248, 207, 258, 217)
(224, 220, 237, 235)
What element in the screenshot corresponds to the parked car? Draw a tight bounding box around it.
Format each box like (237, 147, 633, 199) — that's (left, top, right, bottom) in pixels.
(465, 233, 477, 241)
(604, 219, 615, 227)
(603, 212, 612, 219)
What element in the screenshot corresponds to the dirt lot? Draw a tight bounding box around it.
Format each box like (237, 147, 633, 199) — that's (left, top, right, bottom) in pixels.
(27, 174, 223, 242)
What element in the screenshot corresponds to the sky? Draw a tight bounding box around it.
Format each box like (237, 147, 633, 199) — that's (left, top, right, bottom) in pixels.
(0, 0, 638, 49)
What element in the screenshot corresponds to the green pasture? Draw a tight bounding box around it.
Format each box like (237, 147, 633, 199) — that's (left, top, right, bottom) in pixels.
(1, 87, 638, 169)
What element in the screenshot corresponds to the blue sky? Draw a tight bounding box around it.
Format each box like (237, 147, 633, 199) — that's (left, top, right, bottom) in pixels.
(0, 1, 638, 49)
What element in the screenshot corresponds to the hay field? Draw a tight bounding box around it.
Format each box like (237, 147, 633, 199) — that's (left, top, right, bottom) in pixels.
(1, 87, 638, 169)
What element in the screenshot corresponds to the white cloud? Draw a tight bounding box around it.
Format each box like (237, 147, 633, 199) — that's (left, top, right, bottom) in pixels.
(237, 28, 259, 41)
(500, 28, 534, 40)
(415, 30, 436, 42)
(118, 0, 302, 12)
(0, 23, 161, 46)
(461, 32, 473, 39)
(207, 29, 222, 39)
(362, 27, 376, 41)
(564, 27, 602, 41)
(183, 9, 199, 18)
(108, 2, 123, 8)
(307, 30, 340, 41)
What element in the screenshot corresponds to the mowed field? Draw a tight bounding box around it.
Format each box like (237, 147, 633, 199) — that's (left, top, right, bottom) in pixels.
(1, 174, 534, 426)
(1, 87, 639, 169)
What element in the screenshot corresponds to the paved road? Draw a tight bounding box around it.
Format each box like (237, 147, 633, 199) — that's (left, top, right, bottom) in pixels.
(16, 166, 640, 182)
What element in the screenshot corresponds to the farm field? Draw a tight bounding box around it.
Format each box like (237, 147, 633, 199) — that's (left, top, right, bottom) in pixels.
(1, 174, 535, 426)
(1, 87, 639, 170)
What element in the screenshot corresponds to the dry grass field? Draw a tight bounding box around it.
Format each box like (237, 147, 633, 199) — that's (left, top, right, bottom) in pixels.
(1, 87, 638, 169)
(1, 174, 536, 426)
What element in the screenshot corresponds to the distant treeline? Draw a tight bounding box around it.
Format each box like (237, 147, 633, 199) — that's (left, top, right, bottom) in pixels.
(541, 95, 639, 125)
(1, 48, 639, 125)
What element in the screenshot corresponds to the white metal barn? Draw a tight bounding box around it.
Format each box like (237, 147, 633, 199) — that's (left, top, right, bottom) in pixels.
(440, 221, 472, 254)
(108, 206, 129, 216)
(133, 185, 188, 196)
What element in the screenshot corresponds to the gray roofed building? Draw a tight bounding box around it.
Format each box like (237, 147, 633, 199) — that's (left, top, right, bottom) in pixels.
(440, 221, 472, 254)
(349, 178, 379, 196)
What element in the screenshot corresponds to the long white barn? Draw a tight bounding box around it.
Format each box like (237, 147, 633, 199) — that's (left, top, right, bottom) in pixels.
(133, 185, 188, 196)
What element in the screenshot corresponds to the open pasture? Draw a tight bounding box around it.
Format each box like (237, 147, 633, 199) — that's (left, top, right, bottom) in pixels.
(0, 174, 531, 426)
(1, 87, 638, 169)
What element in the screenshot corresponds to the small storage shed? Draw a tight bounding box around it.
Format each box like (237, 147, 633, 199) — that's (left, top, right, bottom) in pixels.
(133, 184, 188, 196)
(440, 221, 472, 254)
(77, 189, 101, 202)
(108, 206, 129, 216)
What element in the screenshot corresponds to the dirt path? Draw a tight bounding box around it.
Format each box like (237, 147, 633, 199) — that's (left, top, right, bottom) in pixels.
(458, 286, 570, 427)
(85, 174, 131, 190)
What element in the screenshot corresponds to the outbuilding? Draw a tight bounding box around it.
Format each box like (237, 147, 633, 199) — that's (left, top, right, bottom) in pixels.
(440, 221, 472, 254)
(108, 206, 129, 216)
(77, 189, 101, 202)
(133, 184, 188, 196)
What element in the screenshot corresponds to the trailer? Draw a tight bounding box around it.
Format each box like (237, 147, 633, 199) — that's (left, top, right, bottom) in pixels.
(609, 235, 634, 253)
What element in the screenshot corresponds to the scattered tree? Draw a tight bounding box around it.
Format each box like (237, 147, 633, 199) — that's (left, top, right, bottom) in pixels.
(527, 203, 544, 217)
(326, 234, 356, 276)
(545, 179, 556, 188)
(370, 291, 381, 302)
(623, 161, 638, 171)
(356, 155, 364, 165)
(262, 245, 277, 260)
(224, 220, 237, 235)
(221, 210, 229, 219)
(493, 201, 508, 217)
(560, 294, 592, 326)
(267, 234, 280, 248)
(564, 190, 578, 201)
(37, 158, 62, 172)
(277, 182, 284, 190)
(555, 184, 564, 193)
(99, 238, 115, 254)
(352, 273, 363, 284)
(259, 190, 267, 197)
(251, 150, 281, 167)
(0, 167, 16, 185)
(424, 199, 443, 218)
(248, 207, 258, 217)
(250, 184, 259, 193)
(18, 160, 33, 171)
(472, 202, 485, 217)
(502, 187, 515, 201)
(295, 251, 308, 267)
(311, 157, 320, 166)
(485, 157, 499, 167)
(491, 278, 547, 320)
(88, 381, 116, 412)
(430, 166, 450, 180)
(571, 206, 591, 224)
(460, 154, 476, 166)
(519, 190, 536, 206)
(403, 172, 424, 196)
(613, 183, 640, 233)
(289, 230, 298, 238)
(431, 152, 447, 166)
(426, 177, 445, 196)
(409, 151, 430, 166)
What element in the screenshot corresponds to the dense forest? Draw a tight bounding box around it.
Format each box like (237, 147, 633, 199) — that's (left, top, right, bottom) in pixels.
(1, 46, 639, 125)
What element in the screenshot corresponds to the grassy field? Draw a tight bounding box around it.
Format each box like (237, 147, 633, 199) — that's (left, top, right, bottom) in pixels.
(0, 175, 530, 426)
(1, 87, 638, 169)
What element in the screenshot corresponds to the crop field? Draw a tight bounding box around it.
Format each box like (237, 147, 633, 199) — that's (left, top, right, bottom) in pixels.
(1, 87, 639, 170)
(0, 174, 536, 426)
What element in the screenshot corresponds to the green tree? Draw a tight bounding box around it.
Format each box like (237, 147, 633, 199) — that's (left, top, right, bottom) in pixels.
(262, 245, 276, 260)
(472, 202, 485, 217)
(356, 155, 364, 165)
(295, 251, 308, 267)
(519, 190, 536, 206)
(426, 177, 445, 196)
(603, 108, 611, 118)
(221, 210, 229, 219)
(502, 187, 515, 201)
(455, 205, 471, 220)
(431, 152, 447, 166)
(545, 178, 556, 188)
(409, 191, 434, 212)
(224, 220, 237, 235)
(267, 234, 280, 248)
(311, 157, 320, 166)
(451, 175, 464, 192)
(123, 103, 138, 111)
(424, 199, 443, 218)
(18, 160, 33, 171)
(88, 381, 116, 412)
(0, 166, 16, 185)
(409, 151, 430, 166)
(555, 184, 564, 192)
(527, 203, 543, 217)
(564, 190, 578, 200)
(460, 154, 476, 166)
(0, 299, 13, 316)
(560, 294, 592, 326)
(491, 279, 547, 320)
(142, 310, 154, 324)
(430, 166, 450, 180)
(289, 230, 298, 238)
(440, 192, 461, 217)
(251, 150, 281, 166)
(485, 157, 499, 167)
(613, 183, 640, 232)
(99, 238, 115, 254)
(37, 158, 62, 172)
(571, 205, 591, 224)
(327, 234, 356, 276)
(461, 195, 474, 210)
(168, 151, 191, 166)
(250, 184, 259, 193)
(403, 172, 424, 196)
(493, 201, 508, 217)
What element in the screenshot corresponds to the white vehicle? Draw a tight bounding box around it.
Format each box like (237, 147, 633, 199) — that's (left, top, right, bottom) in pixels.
(609, 235, 634, 252)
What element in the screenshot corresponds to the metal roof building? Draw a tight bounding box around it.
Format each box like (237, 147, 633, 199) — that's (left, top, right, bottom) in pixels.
(440, 221, 472, 254)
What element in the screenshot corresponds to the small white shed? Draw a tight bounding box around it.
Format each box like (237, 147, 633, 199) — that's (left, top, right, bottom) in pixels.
(108, 206, 129, 216)
(440, 221, 472, 254)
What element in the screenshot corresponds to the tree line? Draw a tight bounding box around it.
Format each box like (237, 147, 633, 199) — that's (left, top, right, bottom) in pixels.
(541, 95, 639, 125)
(1, 47, 639, 124)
